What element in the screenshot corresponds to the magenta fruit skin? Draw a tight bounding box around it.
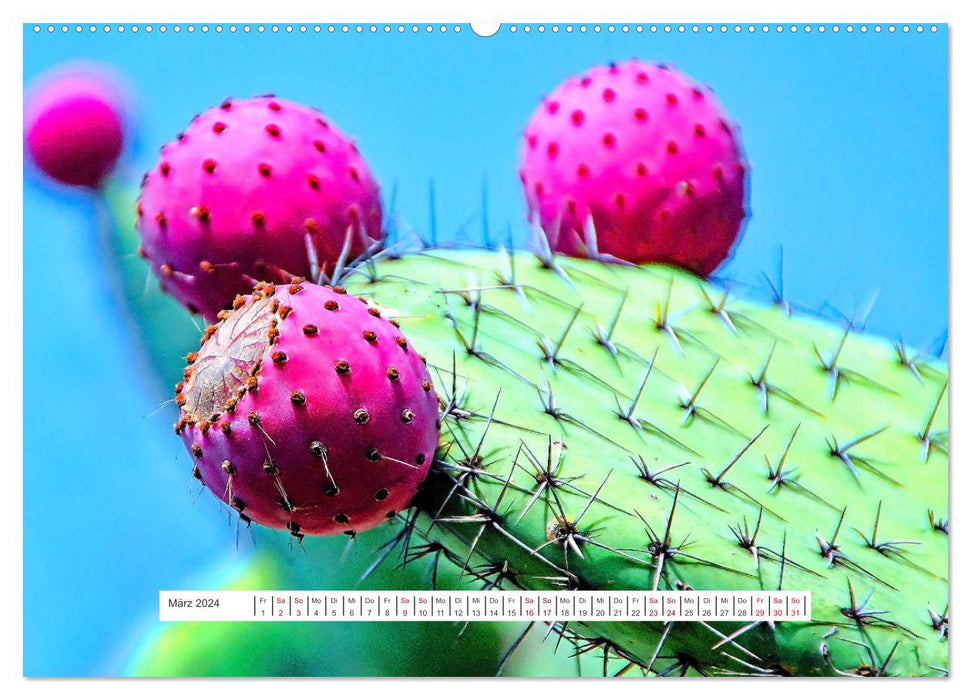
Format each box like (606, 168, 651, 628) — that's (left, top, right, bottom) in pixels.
(519, 60, 748, 276)
(137, 96, 383, 321)
(24, 71, 125, 188)
(177, 281, 439, 537)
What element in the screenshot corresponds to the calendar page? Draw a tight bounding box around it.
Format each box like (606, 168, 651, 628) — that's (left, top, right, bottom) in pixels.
(22, 16, 948, 679)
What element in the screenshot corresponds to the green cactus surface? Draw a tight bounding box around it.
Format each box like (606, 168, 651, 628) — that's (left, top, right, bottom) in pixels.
(334, 247, 949, 677)
(108, 182, 947, 676)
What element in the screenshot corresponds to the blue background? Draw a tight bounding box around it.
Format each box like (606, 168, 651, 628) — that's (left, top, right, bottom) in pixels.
(23, 24, 948, 675)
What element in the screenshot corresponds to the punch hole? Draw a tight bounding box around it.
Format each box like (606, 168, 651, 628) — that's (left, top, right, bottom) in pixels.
(469, 22, 502, 37)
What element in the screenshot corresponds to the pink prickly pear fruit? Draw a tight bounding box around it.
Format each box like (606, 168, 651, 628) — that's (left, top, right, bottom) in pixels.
(137, 96, 383, 321)
(519, 60, 748, 276)
(175, 280, 439, 537)
(24, 66, 126, 188)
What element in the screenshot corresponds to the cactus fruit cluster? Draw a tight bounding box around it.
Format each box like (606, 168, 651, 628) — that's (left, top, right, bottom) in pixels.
(176, 280, 440, 536)
(520, 60, 747, 274)
(136, 96, 383, 320)
(327, 247, 948, 677)
(98, 58, 946, 677)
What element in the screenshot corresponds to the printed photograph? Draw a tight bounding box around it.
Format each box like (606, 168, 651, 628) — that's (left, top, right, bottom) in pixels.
(22, 20, 948, 677)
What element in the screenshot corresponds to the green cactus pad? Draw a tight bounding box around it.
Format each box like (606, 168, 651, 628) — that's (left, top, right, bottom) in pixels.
(106, 176, 947, 676)
(340, 248, 948, 677)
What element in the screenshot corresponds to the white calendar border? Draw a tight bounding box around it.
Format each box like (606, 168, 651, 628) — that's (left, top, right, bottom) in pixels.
(5, 0, 964, 697)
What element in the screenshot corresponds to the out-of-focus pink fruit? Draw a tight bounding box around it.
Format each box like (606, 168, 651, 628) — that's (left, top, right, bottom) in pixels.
(24, 67, 126, 188)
